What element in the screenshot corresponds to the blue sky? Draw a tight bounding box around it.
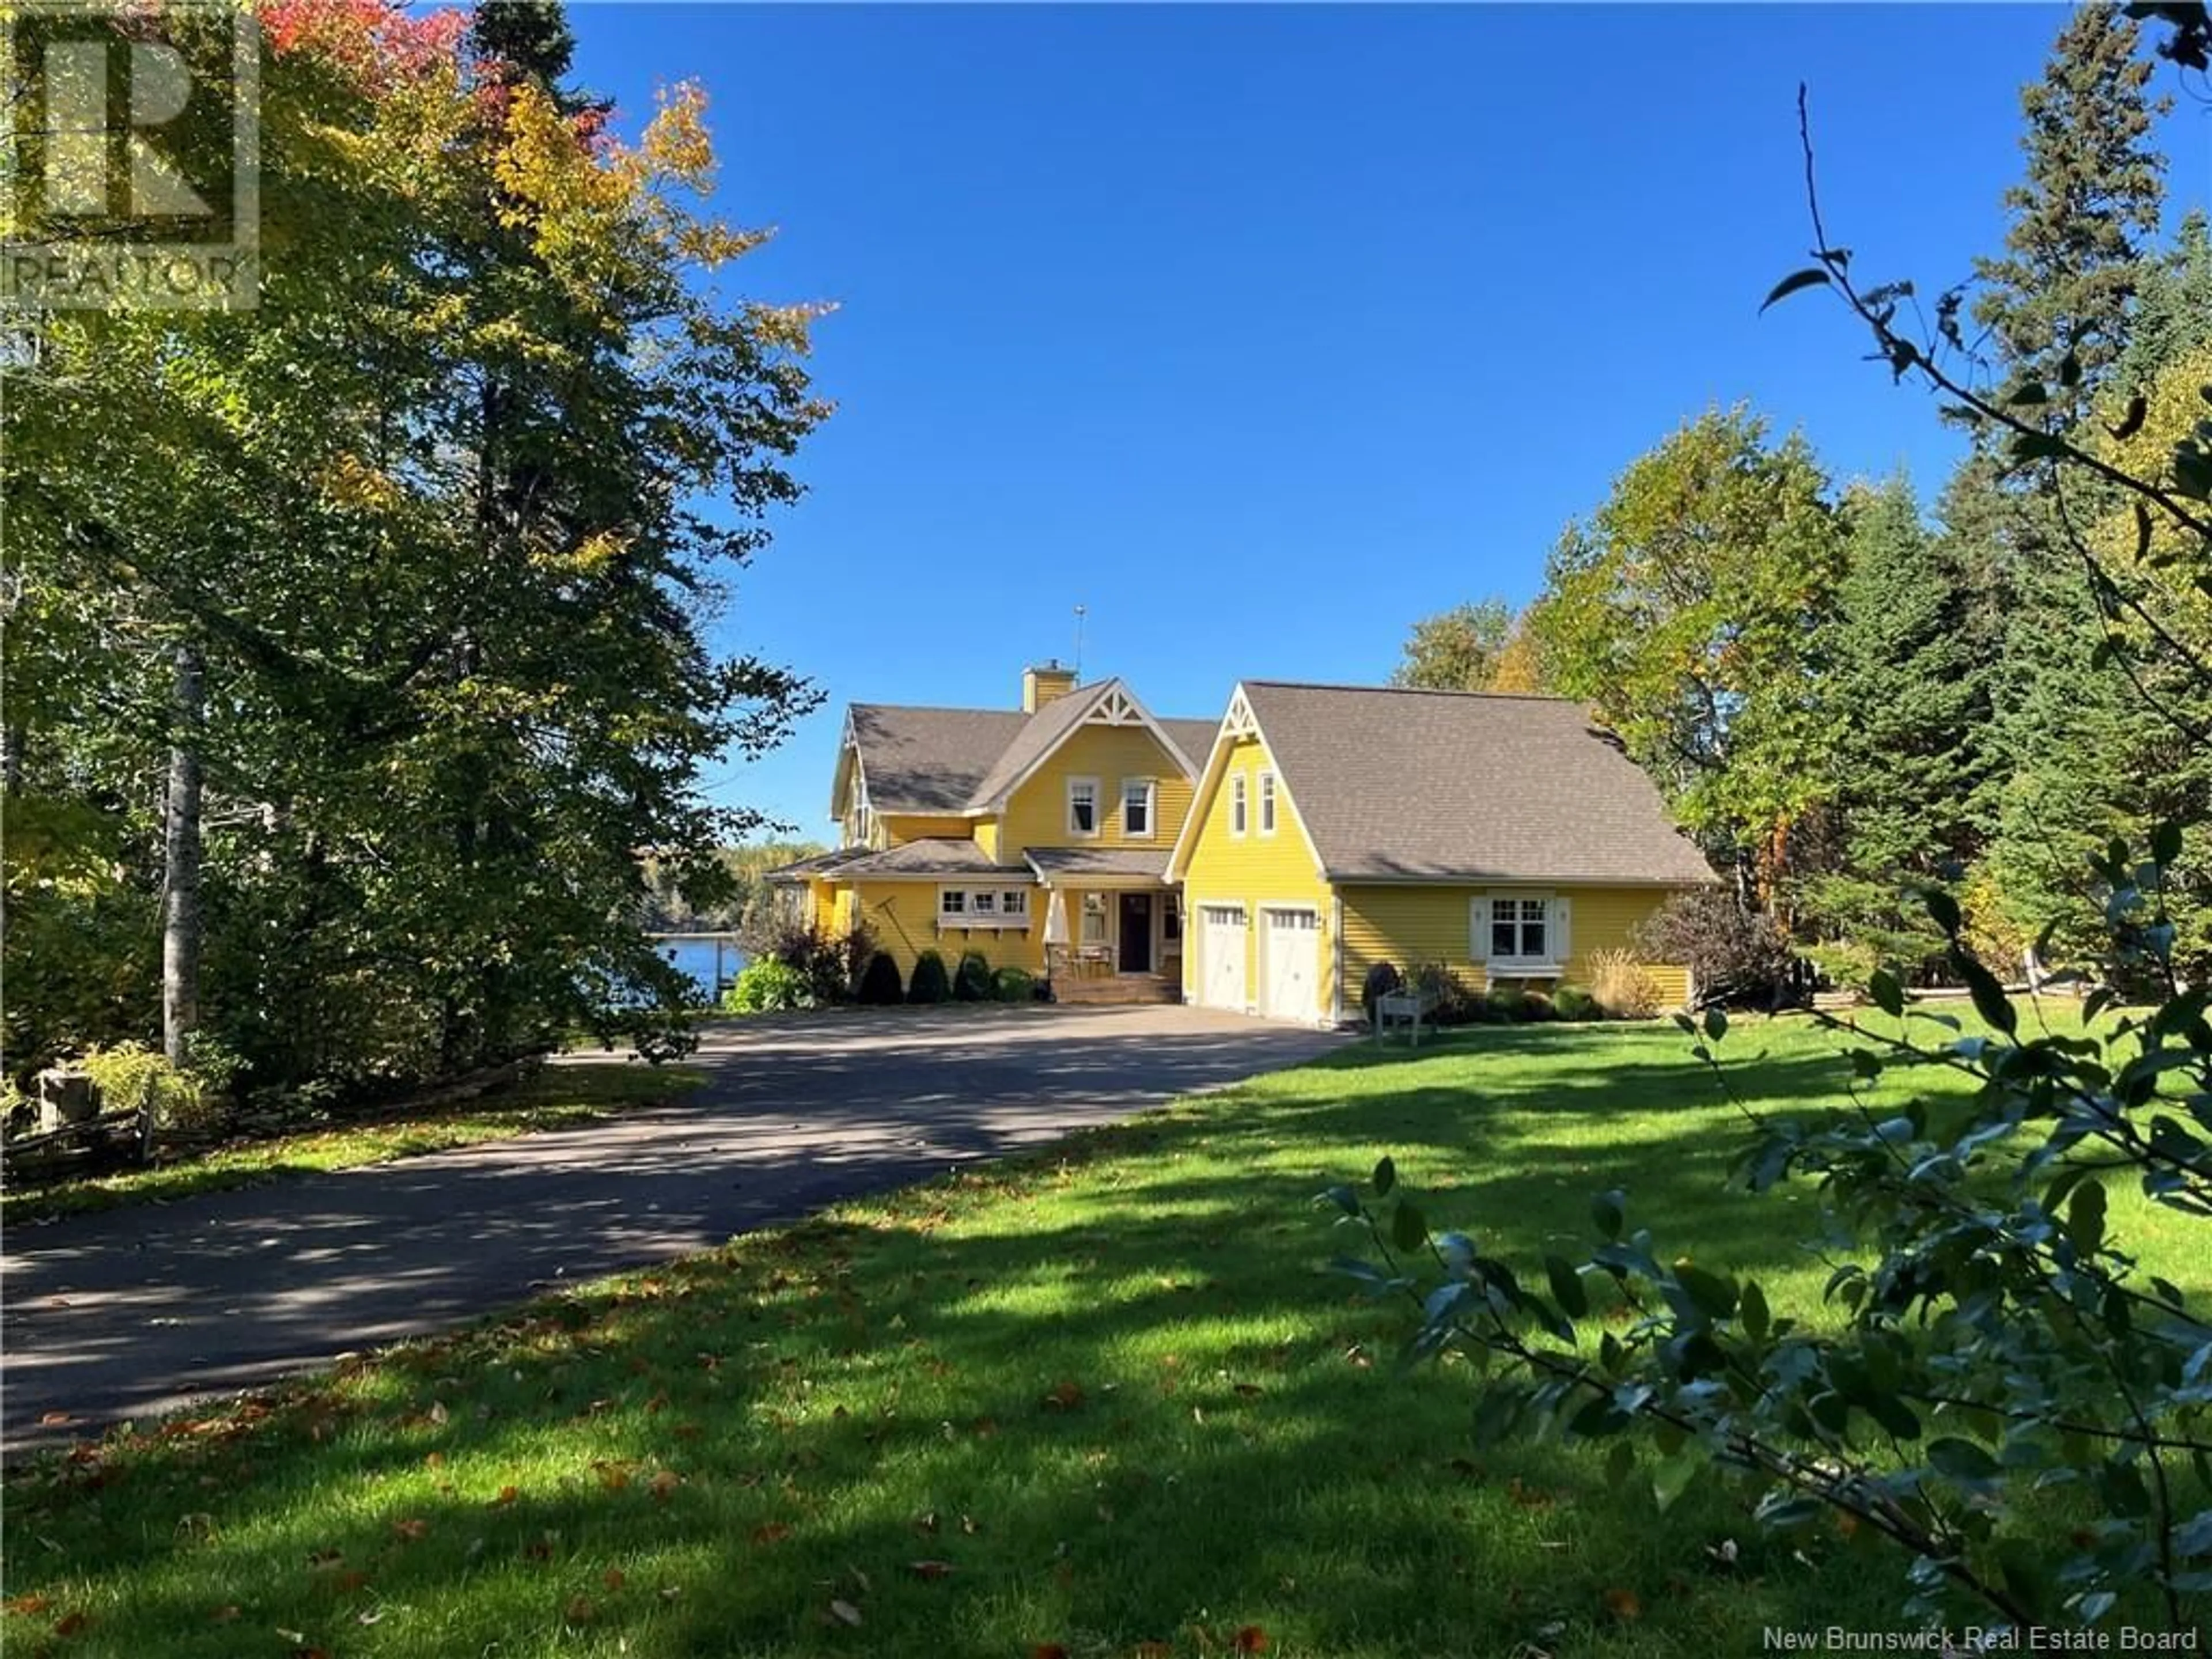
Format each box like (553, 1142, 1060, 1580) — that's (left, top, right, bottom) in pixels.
(568, 4, 2208, 842)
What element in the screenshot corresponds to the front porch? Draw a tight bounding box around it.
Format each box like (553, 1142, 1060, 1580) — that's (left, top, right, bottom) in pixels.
(1029, 848, 1184, 1001)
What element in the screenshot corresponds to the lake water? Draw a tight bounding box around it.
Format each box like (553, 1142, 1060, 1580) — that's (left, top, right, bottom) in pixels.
(658, 937, 747, 1000)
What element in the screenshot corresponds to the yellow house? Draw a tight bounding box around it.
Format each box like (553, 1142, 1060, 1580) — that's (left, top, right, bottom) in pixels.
(1165, 681, 1717, 1022)
(772, 668, 1715, 1021)
(769, 665, 1216, 1001)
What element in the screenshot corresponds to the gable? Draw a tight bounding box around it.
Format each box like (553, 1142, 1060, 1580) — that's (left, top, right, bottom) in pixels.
(998, 720, 1198, 854)
(1168, 694, 1326, 884)
(1226, 681, 1717, 886)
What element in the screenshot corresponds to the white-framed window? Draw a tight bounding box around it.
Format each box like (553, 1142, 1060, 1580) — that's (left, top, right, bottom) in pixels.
(1121, 778, 1156, 839)
(1230, 772, 1248, 837)
(1081, 891, 1108, 944)
(1259, 771, 1278, 836)
(1067, 776, 1100, 838)
(938, 886, 1034, 927)
(1476, 893, 1565, 968)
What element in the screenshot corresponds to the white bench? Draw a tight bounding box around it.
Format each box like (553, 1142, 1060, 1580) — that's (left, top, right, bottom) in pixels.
(1372, 987, 1441, 1047)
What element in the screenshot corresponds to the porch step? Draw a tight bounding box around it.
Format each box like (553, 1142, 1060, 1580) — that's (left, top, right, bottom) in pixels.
(1051, 974, 1180, 1006)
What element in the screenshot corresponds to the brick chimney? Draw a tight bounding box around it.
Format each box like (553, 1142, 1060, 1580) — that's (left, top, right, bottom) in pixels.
(1022, 661, 1077, 713)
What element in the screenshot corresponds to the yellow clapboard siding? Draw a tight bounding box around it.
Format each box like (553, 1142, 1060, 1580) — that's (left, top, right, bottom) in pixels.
(998, 725, 1195, 857)
(849, 880, 1047, 979)
(1178, 733, 1336, 1017)
(877, 813, 973, 847)
(1338, 883, 1692, 1007)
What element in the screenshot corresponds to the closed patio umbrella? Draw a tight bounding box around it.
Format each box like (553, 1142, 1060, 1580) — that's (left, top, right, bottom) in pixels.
(1043, 889, 1070, 946)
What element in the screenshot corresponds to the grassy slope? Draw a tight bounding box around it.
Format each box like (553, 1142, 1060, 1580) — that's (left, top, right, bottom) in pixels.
(1, 1064, 704, 1225)
(2, 1018, 2201, 1657)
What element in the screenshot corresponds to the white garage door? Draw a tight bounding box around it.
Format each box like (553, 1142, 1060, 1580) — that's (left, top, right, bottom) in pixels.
(1262, 907, 1320, 1023)
(1200, 904, 1247, 1012)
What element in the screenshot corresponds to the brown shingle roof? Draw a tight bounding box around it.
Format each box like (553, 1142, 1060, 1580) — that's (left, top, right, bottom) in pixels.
(964, 683, 1112, 808)
(763, 846, 873, 884)
(847, 704, 1027, 814)
(1240, 681, 1717, 887)
(847, 687, 1217, 817)
(1024, 847, 1175, 883)
(834, 838, 1033, 880)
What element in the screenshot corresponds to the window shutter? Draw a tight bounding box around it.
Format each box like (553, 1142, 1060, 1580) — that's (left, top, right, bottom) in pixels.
(1552, 896, 1572, 965)
(1470, 896, 1490, 960)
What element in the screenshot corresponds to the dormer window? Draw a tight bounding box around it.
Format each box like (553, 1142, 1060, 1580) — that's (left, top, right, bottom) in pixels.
(1067, 776, 1100, 838)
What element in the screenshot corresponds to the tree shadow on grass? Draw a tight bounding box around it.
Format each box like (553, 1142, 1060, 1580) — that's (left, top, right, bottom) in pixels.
(4, 1203, 1926, 1659)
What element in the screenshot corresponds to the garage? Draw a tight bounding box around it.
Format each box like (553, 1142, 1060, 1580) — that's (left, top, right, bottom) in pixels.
(1199, 903, 1248, 1012)
(1261, 906, 1321, 1022)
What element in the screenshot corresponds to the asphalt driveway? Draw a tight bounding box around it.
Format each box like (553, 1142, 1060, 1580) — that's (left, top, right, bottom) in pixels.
(1, 1005, 1346, 1450)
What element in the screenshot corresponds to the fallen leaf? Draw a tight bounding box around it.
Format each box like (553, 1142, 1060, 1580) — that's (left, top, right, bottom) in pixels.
(592, 1460, 632, 1491)
(649, 1469, 681, 1502)
(1031, 1646, 1070, 1659)
(828, 1598, 863, 1627)
(39, 1412, 73, 1426)
(331, 1570, 369, 1594)
(1603, 1587, 1643, 1622)
(3, 1595, 52, 1616)
(1043, 1381, 1085, 1411)
(424, 1451, 445, 1468)
(1234, 1626, 1270, 1653)
(907, 1560, 955, 1581)
(1137, 1644, 1173, 1659)
(564, 1594, 596, 1624)
(491, 1485, 521, 1507)
(751, 1522, 792, 1546)
(603, 1569, 626, 1591)
(53, 1611, 90, 1637)
(209, 1606, 241, 1624)
(391, 1518, 429, 1541)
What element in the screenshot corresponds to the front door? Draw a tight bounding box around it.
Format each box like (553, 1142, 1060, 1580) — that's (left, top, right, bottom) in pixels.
(1118, 892, 1152, 973)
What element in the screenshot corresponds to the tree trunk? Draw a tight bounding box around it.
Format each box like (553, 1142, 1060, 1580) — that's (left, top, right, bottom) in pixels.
(162, 642, 204, 1067)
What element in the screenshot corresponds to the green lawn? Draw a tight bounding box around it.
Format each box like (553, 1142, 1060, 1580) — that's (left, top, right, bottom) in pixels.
(3, 1017, 2200, 1657)
(1, 1063, 703, 1225)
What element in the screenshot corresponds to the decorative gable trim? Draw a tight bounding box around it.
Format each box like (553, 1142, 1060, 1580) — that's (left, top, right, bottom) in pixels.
(1165, 681, 1327, 883)
(976, 677, 1198, 810)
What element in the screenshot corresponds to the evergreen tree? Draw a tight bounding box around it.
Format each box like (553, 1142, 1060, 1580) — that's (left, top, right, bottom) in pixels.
(1971, 3, 2169, 410)
(1802, 475, 1994, 976)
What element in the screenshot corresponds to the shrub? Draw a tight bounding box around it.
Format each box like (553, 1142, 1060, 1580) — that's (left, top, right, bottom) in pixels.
(1552, 985, 1599, 1021)
(1361, 961, 1404, 1024)
(1520, 989, 1558, 1021)
(953, 950, 993, 1002)
(1586, 947, 1663, 1019)
(1484, 986, 1531, 1022)
(907, 950, 951, 1004)
(721, 959, 813, 1014)
(1631, 888, 1801, 1009)
(856, 951, 904, 1006)
(1410, 963, 1479, 1024)
(991, 966, 1036, 1003)
(79, 1041, 215, 1134)
(744, 915, 873, 1006)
